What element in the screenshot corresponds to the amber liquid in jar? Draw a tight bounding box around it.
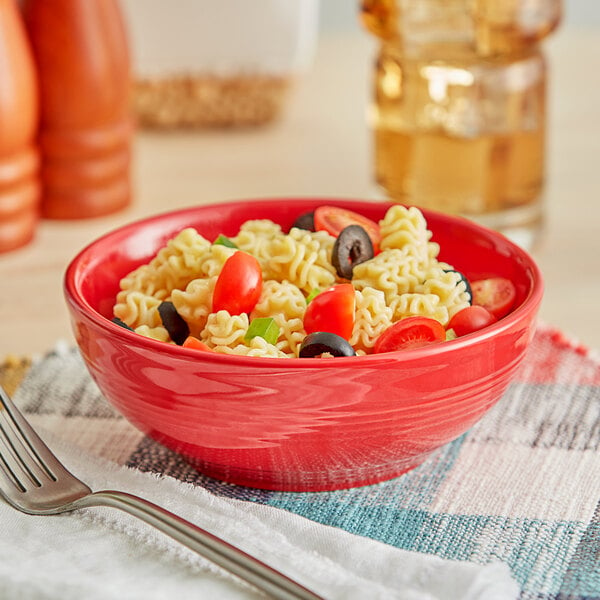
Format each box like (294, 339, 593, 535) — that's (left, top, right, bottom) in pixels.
(361, 0, 561, 248)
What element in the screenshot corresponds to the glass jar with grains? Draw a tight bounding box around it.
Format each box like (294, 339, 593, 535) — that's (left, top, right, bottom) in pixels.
(120, 0, 319, 129)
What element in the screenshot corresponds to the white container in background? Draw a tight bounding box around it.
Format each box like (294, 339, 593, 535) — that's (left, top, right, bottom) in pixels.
(120, 0, 320, 128)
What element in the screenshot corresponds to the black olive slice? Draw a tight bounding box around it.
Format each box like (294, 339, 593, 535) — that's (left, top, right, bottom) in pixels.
(291, 211, 315, 231)
(332, 224, 374, 279)
(444, 269, 472, 304)
(158, 301, 190, 345)
(299, 331, 356, 358)
(111, 317, 134, 331)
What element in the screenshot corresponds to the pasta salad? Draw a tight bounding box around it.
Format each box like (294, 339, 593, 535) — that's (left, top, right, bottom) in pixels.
(112, 205, 515, 357)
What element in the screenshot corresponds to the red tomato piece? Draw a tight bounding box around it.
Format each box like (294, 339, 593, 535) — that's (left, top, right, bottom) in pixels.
(182, 336, 212, 352)
(303, 283, 355, 340)
(374, 316, 446, 353)
(471, 277, 516, 319)
(447, 305, 497, 337)
(212, 251, 262, 315)
(314, 206, 381, 254)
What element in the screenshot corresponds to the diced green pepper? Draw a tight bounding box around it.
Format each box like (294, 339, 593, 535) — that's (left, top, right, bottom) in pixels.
(213, 234, 238, 248)
(244, 317, 280, 346)
(306, 288, 321, 304)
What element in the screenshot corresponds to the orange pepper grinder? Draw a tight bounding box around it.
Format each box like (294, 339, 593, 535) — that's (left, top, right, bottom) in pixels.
(0, 0, 40, 252)
(21, 0, 133, 219)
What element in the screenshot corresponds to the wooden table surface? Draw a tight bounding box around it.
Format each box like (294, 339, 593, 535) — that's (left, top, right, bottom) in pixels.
(1, 27, 598, 357)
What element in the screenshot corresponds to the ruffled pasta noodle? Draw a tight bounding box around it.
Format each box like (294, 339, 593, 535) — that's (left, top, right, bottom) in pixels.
(272, 315, 306, 358)
(214, 336, 288, 358)
(171, 276, 217, 337)
(251, 280, 306, 321)
(419, 264, 471, 321)
(196, 244, 238, 278)
(113, 291, 163, 329)
(289, 228, 336, 274)
(201, 310, 249, 349)
(350, 288, 394, 353)
(263, 228, 337, 293)
(389, 293, 449, 325)
(135, 324, 170, 343)
(352, 248, 422, 302)
(119, 228, 212, 300)
(379, 205, 440, 272)
(232, 219, 283, 267)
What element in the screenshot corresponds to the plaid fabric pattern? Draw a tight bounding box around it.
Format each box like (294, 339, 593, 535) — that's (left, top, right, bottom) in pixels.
(10, 324, 600, 599)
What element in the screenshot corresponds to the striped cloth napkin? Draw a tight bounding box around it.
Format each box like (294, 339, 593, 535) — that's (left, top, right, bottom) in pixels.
(1, 323, 598, 599)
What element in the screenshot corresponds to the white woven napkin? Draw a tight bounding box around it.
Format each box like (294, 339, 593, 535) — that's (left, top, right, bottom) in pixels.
(0, 348, 520, 600)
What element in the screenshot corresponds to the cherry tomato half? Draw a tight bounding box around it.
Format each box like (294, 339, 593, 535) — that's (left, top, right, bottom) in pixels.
(303, 283, 355, 340)
(212, 251, 262, 315)
(471, 277, 516, 319)
(314, 206, 381, 254)
(374, 316, 446, 353)
(447, 305, 497, 337)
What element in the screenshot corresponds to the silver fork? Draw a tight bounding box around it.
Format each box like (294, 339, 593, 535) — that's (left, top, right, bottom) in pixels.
(0, 384, 323, 600)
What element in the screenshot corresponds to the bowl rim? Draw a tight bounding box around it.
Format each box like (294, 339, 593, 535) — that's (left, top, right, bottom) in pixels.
(64, 197, 544, 369)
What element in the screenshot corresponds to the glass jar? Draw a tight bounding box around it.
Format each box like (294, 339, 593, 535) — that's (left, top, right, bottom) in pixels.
(360, 0, 562, 249)
(120, 0, 319, 128)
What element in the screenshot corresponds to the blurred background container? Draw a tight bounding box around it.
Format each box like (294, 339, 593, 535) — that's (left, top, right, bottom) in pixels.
(120, 0, 319, 128)
(319, 1, 598, 31)
(359, 0, 561, 250)
(22, 0, 133, 220)
(0, 0, 40, 252)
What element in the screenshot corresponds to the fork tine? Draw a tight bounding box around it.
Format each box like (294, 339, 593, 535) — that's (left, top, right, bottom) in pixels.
(0, 421, 42, 490)
(0, 384, 66, 486)
(0, 433, 29, 493)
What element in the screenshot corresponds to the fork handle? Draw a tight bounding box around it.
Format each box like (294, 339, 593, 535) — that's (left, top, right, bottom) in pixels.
(75, 490, 323, 600)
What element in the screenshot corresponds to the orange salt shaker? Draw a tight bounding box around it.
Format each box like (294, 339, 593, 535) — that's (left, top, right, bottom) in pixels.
(0, 0, 40, 252)
(21, 0, 133, 219)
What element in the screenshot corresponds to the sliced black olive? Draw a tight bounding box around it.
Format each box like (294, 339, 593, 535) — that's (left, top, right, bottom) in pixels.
(332, 224, 374, 280)
(158, 301, 190, 345)
(444, 269, 472, 304)
(299, 332, 356, 358)
(111, 317, 134, 331)
(291, 211, 315, 232)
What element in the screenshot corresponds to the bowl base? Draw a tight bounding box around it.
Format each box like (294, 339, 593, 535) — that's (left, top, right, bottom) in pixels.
(179, 450, 436, 492)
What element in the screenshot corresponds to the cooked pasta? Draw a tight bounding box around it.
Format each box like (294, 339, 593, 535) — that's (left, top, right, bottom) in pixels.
(379, 205, 440, 270)
(113, 204, 486, 358)
(213, 336, 288, 358)
(201, 310, 248, 349)
(134, 324, 171, 342)
(119, 228, 212, 300)
(389, 293, 449, 325)
(419, 264, 471, 321)
(350, 288, 394, 353)
(271, 314, 306, 357)
(232, 219, 283, 266)
(263, 228, 337, 293)
(251, 280, 306, 322)
(352, 248, 422, 301)
(113, 291, 163, 329)
(171, 276, 217, 336)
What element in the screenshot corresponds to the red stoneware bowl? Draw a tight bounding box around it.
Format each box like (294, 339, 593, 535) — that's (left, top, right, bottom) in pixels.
(64, 198, 543, 491)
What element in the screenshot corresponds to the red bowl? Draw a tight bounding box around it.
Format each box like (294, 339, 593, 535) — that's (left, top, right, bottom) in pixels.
(64, 198, 543, 491)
